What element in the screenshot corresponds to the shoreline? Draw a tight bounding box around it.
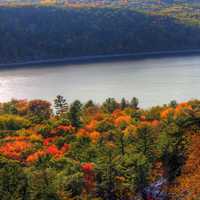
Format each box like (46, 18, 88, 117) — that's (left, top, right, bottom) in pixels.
(1, 49, 200, 69)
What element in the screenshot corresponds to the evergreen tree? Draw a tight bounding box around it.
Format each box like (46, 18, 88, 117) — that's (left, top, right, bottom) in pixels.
(84, 100, 95, 108)
(68, 100, 82, 128)
(135, 124, 155, 162)
(130, 97, 139, 109)
(0, 157, 29, 200)
(54, 95, 68, 116)
(102, 98, 118, 113)
(120, 97, 128, 110)
(169, 100, 178, 108)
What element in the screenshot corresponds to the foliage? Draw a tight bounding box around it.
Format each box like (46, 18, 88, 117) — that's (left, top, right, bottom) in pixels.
(0, 97, 200, 199)
(1, 6, 200, 65)
(0, 115, 30, 130)
(54, 95, 68, 116)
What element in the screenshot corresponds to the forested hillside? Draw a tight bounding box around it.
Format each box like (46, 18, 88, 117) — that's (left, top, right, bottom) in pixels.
(0, 97, 200, 199)
(1, 6, 200, 65)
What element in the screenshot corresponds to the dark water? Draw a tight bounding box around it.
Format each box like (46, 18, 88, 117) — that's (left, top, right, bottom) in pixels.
(1, 55, 200, 107)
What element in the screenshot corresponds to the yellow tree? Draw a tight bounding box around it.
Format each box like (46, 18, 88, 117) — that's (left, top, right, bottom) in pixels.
(170, 134, 200, 200)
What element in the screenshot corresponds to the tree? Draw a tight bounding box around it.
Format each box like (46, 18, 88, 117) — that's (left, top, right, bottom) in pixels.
(68, 100, 82, 128)
(122, 153, 151, 196)
(54, 95, 68, 116)
(114, 115, 131, 155)
(1, 99, 18, 115)
(0, 115, 30, 130)
(28, 100, 52, 123)
(130, 97, 139, 109)
(28, 157, 60, 200)
(102, 98, 118, 113)
(84, 100, 95, 109)
(169, 134, 200, 200)
(95, 141, 118, 200)
(120, 97, 128, 110)
(157, 121, 186, 181)
(135, 124, 155, 162)
(0, 156, 29, 200)
(169, 100, 178, 108)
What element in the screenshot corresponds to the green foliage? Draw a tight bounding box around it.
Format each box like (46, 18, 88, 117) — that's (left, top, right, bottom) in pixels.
(0, 115, 30, 130)
(134, 125, 156, 162)
(27, 168, 60, 200)
(130, 97, 139, 109)
(0, 98, 199, 199)
(68, 100, 82, 128)
(157, 121, 186, 180)
(102, 98, 118, 113)
(37, 124, 53, 138)
(96, 120, 115, 133)
(54, 95, 68, 116)
(84, 100, 95, 109)
(169, 100, 178, 108)
(145, 106, 162, 120)
(120, 97, 128, 110)
(1, 6, 200, 66)
(0, 100, 18, 115)
(0, 156, 29, 200)
(122, 153, 151, 192)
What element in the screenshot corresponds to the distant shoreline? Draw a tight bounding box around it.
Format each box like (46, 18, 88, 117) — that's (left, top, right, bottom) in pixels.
(1, 49, 200, 69)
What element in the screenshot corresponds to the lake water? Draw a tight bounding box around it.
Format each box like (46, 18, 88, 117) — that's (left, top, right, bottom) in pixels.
(0, 55, 200, 108)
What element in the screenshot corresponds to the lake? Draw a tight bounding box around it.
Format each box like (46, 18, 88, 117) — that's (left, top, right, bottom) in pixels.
(1, 54, 200, 107)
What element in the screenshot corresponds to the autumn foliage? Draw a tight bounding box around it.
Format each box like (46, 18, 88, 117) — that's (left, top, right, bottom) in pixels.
(0, 98, 200, 199)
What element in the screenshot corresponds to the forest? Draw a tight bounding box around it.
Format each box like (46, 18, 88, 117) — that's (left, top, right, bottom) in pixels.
(1, 6, 200, 65)
(0, 96, 200, 199)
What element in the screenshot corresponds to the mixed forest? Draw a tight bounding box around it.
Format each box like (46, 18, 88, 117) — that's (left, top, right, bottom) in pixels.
(1, 2, 200, 198)
(0, 96, 200, 199)
(1, 2, 200, 65)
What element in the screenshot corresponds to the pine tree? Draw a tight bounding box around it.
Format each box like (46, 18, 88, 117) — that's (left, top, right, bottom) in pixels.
(120, 97, 128, 110)
(68, 100, 82, 128)
(54, 95, 68, 116)
(130, 97, 139, 109)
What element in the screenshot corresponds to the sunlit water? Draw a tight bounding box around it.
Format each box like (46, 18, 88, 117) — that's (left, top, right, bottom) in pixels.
(1, 55, 200, 107)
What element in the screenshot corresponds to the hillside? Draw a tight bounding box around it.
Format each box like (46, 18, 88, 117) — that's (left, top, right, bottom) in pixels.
(1, 6, 200, 65)
(0, 97, 200, 199)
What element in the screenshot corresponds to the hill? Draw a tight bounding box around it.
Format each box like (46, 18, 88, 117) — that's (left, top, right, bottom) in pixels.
(0, 6, 200, 66)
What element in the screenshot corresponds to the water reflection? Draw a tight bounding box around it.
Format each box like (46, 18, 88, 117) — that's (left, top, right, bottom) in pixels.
(0, 55, 200, 107)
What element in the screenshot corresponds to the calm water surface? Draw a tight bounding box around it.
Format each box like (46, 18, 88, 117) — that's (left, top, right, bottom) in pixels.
(1, 55, 200, 107)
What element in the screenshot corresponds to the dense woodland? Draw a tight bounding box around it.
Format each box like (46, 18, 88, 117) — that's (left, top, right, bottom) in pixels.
(1, 2, 200, 198)
(0, 96, 200, 199)
(1, 6, 200, 65)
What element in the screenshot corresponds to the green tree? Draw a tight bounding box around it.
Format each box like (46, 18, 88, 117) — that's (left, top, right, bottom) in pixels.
(130, 97, 139, 109)
(68, 100, 82, 128)
(157, 121, 186, 181)
(122, 153, 151, 195)
(1, 99, 18, 115)
(120, 97, 128, 110)
(102, 98, 118, 113)
(54, 95, 68, 116)
(28, 156, 60, 200)
(0, 156, 29, 200)
(84, 100, 95, 109)
(96, 142, 118, 200)
(0, 115, 30, 130)
(135, 124, 155, 162)
(169, 100, 178, 108)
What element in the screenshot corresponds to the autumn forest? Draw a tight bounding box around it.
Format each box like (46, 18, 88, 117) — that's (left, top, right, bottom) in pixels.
(0, 96, 200, 200)
(1, 1, 200, 200)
